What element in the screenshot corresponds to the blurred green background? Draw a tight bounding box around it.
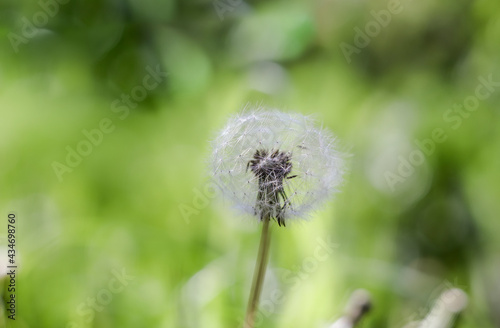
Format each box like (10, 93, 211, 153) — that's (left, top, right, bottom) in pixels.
(1, 0, 499, 327)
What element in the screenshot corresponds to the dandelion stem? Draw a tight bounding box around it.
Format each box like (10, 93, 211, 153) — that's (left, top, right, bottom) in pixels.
(245, 217, 272, 328)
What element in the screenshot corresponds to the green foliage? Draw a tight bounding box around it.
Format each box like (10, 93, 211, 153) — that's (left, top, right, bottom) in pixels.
(1, 0, 499, 327)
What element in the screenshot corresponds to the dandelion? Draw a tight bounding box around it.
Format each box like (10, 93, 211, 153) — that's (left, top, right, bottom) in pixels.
(210, 107, 347, 327)
(211, 108, 346, 225)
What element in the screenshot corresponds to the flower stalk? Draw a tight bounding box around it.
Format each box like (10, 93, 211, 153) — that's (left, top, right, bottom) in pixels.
(244, 217, 272, 328)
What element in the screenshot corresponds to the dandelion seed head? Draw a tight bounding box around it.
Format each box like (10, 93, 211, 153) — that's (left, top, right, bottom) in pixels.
(210, 108, 347, 225)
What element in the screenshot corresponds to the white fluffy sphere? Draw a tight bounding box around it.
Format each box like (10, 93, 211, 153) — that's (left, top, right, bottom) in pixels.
(210, 108, 347, 224)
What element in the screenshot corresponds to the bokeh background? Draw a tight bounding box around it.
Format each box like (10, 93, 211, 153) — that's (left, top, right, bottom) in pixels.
(1, 0, 499, 327)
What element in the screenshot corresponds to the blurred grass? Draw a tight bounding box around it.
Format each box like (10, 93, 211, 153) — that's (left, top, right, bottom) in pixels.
(0, 0, 499, 327)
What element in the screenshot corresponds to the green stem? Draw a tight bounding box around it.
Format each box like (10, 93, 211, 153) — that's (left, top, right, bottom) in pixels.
(244, 217, 272, 328)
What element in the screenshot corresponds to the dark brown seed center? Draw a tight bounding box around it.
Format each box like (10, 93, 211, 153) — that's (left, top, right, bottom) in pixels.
(246, 149, 295, 226)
